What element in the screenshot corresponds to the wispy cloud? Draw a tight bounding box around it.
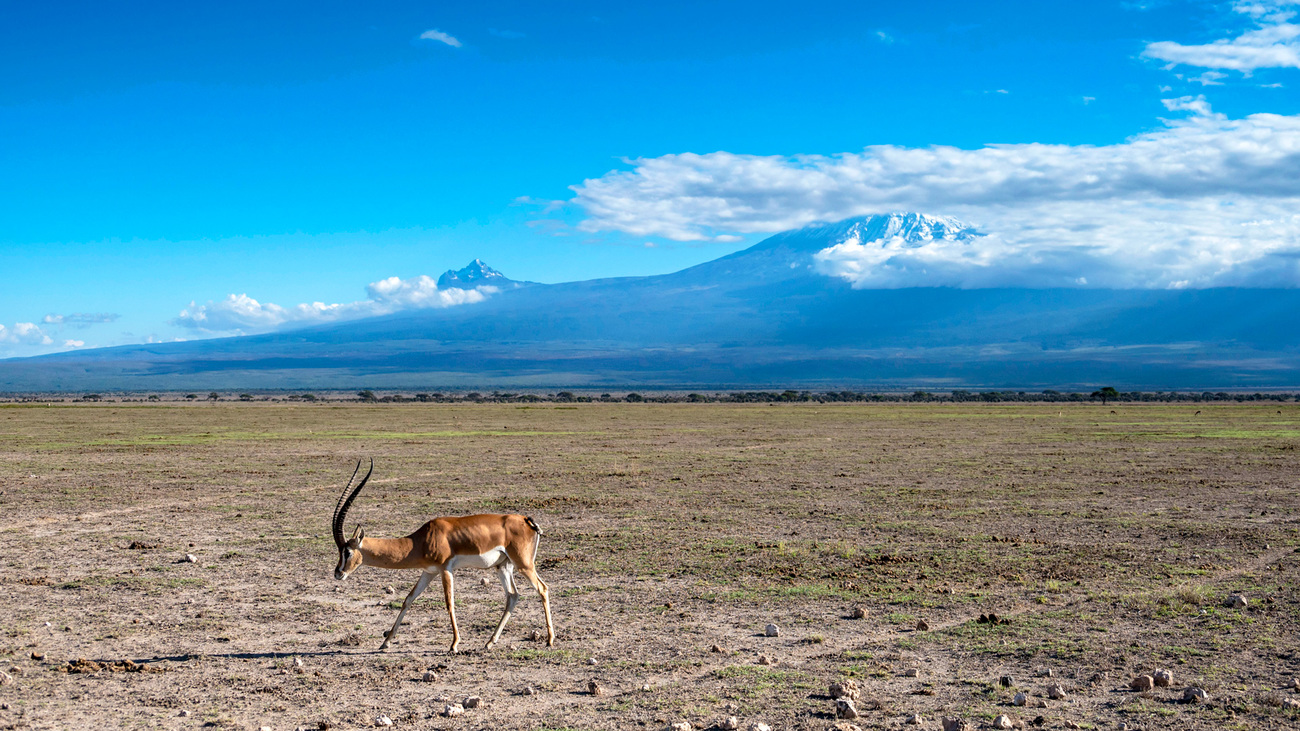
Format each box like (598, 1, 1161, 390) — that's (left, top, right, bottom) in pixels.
(1143, 2, 1300, 72)
(419, 29, 463, 48)
(42, 312, 120, 326)
(567, 102, 1300, 288)
(173, 274, 495, 334)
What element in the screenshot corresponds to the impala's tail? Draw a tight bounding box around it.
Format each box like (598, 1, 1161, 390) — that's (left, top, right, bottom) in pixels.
(525, 516, 543, 535)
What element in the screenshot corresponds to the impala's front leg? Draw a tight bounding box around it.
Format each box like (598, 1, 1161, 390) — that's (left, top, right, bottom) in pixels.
(441, 569, 460, 653)
(380, 572, 432, 650)
(486, 564, 519, 649)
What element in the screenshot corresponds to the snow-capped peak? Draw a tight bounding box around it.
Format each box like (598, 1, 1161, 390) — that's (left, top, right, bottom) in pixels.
(437, 259, 509, 289)
(789, 213, 982, 249)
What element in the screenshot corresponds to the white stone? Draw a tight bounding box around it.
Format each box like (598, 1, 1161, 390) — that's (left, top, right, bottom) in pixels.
(464, 696, 481, 708)
(480, 577, 491, 586)
(906, 714, 923, 725)
(748, 725, 771, 731)
(443, 703, 465, 717)
(669, 722, 692, 731)
(1153, 669, 1172, 687)
(993, 715, 1013, 730)
(178, 710, 190, 718)
(185, 554, 198, 563)
(721, 717, 740, 730)
(1226, 594, 1247, 608)
(1048, 684, 1067, 700)
(1184, 687, 1209, 703)
(835, 699, 859, 720)
(829, 679, 860, 700)
(764, 623, 780, 637)
(904, 668, 920, 678)
(376, 716, 393, 727)
(1013, 692, 1028, 706)
(587, 657, 598, 666)
(292, 656, 303, 668)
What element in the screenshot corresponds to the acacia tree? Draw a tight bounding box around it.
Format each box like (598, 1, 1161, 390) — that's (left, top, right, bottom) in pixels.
(1091, 386, 1120, 405)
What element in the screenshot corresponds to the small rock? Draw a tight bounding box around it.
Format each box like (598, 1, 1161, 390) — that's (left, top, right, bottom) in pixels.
(522, 685, 537, 696)
(993, 715, 1014, 730)
(1033, 699, 1048, 709)
(1000, 675, 1014, 688)
(830, 679, 860, 700)
(1281, 698, 1300, 710)
(443, 703, 465, 717)
(757, 654, 776, 666)
(376, 716, 393, 727)
(178, 710, 190, 718)
(641, 683, 653, 692)
(1036, 667, 1053, 678)
(1117, 724, 1131, 731)
(916, 619, 930, 631)
(30, 652, 44, 661)
(0, 671, 12, 686)
(422, 670, 438, 682)
(721, 717, 740, 730)
(1063, 722, 1080, 730)
(1153, 669, 1172, 687)
(530, 629, 543, 641)
(748, 724, 771, 731)
(1048, 685, 1067, 700)
(835, 699, 859, 720)
(764, 623, 780, 637)
(851, 606, 867, 619)
(669, 722, 692, 731)
(587, 680, 603, 696)
(906, 715, 923, 725)
(1090, 672, 1108, 684)
(587, 657, 599, 666)
(1130, 675, 1155, 692)
(464, 696, 482, 709)
(480, 577, 491, 586)
(184, 553, 198, 563)
(904, 668, 920, 678)
(260, 727, 272, 731)
(7, 666, 22, 676)
(1226, 594, 1247, 608)
(1183, 686, 1209, 703)
(293, 656, 303, 668)
(712, 644, 726, 653)
(1291, 677, 1299, 691)
(1013, 692, 1028, 706)
(941, 718, 969, 731)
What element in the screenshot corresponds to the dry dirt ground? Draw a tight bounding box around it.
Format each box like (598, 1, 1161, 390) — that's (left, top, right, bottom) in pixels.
(0, 401, 1298, 730)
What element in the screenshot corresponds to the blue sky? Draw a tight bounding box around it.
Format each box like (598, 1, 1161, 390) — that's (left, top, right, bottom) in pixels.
(3, 1, 1300, 357)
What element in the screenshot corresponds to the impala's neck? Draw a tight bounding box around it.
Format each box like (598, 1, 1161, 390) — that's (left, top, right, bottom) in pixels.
(359, 536, 421, 570)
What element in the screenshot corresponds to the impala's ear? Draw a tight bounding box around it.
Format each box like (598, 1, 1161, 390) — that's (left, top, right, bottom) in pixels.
(349, 525, 362, 543)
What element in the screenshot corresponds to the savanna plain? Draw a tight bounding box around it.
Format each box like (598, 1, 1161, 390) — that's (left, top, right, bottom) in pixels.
(0, 401, 1297, 730)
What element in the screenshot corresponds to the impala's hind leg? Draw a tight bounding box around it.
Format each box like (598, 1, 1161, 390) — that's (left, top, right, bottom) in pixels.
(517, 566, 555, 647)
(441, 569, 461, 653)
(486, 563, 519, 649)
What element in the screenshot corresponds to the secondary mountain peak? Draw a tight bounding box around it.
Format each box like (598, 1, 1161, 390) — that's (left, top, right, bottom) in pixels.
(437, 259, 516, 289)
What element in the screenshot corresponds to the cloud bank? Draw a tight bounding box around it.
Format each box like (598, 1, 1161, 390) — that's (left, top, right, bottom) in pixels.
(1143, 1, 1300, 72)
(174, 274, 494, 333)
(0, 322, 53, 347)
(569, 102, 1300, 288)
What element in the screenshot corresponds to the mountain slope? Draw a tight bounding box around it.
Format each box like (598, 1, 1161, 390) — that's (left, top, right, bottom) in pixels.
(3, 214, 1298, 390)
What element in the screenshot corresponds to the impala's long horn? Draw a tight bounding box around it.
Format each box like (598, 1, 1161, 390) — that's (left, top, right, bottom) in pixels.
(332, 459, 373, 547)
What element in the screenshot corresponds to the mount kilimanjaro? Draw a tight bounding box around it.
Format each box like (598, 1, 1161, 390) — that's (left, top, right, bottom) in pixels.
(2, 213, 1299, 391)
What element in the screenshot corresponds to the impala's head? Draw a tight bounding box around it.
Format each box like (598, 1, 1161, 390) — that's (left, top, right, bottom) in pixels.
(331, 459, 373, 580)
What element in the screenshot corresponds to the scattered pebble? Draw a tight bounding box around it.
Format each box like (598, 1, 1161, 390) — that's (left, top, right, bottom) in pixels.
(422, 670, 438, 683)
(1292, 678, 1300, 691)
(1130, 675, 1155, 692)
(1048, 685, 1067, 700)
(587, 680, 603, 696)
(1036, 667, 1053, 678)
(941, 718, 970, 731)
(916, 619, 929, 631)
(530, 629, 543, 641)
(851, 606, 867, 619)
(904, 668, 920, 678)
(1117, 723, 1131, 731)
(1226, 594, 1247, 608)
(587, 657, 598, 666)
(184, 554, 198, 563)
(376, 716, 393, 727)
(384, 586, 395, 595)
(178, 710, 190, 717)
(721, 717, 740, 730)
(1153, 669, 1172, 687)
(1000, 675, 1014, 688)
(757, 655, 776, 666)
(748, 724, 771, 731)
(1281, 698, 1300, 710)
(0, 671, 13, 687)
(764, 623, 780, 637)
(993, 715, 1013, 730)
(442, 703, 464, 717)
(641, 683, 653, 692)
(1183, 687, 1209, 703)
(464, 696, 481, 709)
(260, 726, 272, 731)
(522, 686, 537, 696)
(7, 666, 22, 677)
(835, 699, 859, 720)
(712, 644, 726, 653)
(1013, 692, 1028, 706)
(30, 652, 44, 661)
(1063, 722, 1080, 730)
(829, 679, 860, 700)
(293, 657, 303, 668)
(669, 722, 692, 731)
(479, 577, 491, 586)
(906, 714, 923, 725)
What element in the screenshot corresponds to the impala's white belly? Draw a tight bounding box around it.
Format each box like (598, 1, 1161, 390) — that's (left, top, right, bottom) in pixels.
(442, 546, 509, 573)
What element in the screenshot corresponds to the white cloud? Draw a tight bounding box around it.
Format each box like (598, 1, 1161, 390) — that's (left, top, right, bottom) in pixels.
(63, 339, 84, 348)
(42, 312, 120, 326)
(567, 104, 1300, 288)
(1143, 2, 1300, 72)
(0, 322, 53, 346)
(419, 29, 463, 48)
(174, 274, 493, 333)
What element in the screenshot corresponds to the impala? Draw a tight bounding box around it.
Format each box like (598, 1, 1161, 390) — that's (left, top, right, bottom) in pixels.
(331, 460, 555, 652)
